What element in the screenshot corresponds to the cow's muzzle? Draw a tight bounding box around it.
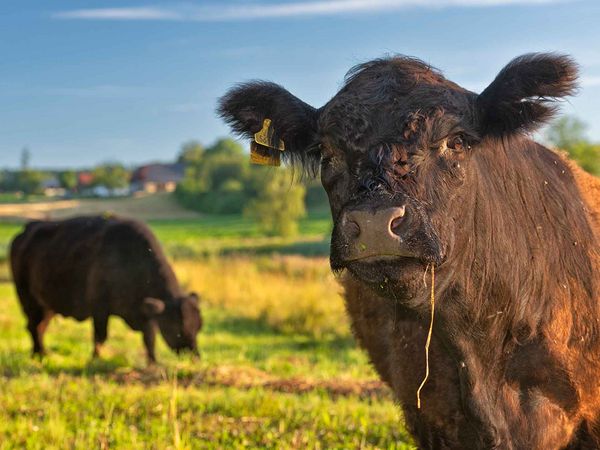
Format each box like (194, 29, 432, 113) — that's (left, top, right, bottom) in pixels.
(331, 203, 443, 270)
(341, 206, 411, 260)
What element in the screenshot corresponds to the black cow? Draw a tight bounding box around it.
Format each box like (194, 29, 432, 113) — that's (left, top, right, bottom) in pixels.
(219, 54, 600, 448)
(10, 215, 202, 363)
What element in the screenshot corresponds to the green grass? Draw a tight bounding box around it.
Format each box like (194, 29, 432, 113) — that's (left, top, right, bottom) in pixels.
(0, 208, 333, 261)
(0, 281, 413, 449)
(149, 208, 332, 240)
(0, 215, 415, 449)
(0, 193, 46, 204)
(148, 209, 332, 259)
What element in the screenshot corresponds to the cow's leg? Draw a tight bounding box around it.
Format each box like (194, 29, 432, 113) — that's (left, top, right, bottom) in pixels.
(15, 285, 48, 357)
(27, 307, 53, 357)
(92, 313, 109, 358)
(142, 321, 157, 364)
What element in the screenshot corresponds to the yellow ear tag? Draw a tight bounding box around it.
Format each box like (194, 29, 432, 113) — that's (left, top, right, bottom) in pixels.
(253, 118, 285, 151)
(250, 118, 285, 166)
(250, 141, 281, 166)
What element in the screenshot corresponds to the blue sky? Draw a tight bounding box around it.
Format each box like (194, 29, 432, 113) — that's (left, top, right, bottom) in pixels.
(1, 0, 599, 168)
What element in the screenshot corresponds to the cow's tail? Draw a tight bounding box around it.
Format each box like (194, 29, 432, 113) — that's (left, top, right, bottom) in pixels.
(9, 220, 41, 282)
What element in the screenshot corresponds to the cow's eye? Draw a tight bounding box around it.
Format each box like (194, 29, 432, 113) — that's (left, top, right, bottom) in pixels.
(448, 135, 465, 152)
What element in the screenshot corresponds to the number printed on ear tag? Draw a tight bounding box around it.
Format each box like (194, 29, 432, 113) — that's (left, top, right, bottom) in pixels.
(254, 118, 285, 151)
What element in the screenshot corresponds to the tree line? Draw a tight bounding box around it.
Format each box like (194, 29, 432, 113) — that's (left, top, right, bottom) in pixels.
(3, 116, 596, 235)
(175, 138, 327, 237)
(0, 150, 130, 197)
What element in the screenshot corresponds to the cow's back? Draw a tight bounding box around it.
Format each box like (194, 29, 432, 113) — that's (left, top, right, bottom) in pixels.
(11, 217, 107, 319)
(11, 215, 180, 326)
(88, 218, 180, 326)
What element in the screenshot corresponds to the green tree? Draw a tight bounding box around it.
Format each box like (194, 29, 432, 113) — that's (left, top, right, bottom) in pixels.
(546, 116, 600, 176)
(175, 138, 250, 214)
(546, 116, 587, 150)
(58, 170, 78, 190)
(16, 170, 46, 196)
(205, 138, 244, 158)
(177, 140, 204, 164)
(20, 147, 31, 171)
(244, 169, 306, 237)
(92, 163, 130, 189)
(568, 142, 600, 176)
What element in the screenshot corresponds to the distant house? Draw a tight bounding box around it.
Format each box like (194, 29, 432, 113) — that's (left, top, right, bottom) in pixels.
(77, 171, 94, 189)
(75, 171, 126, 197)
(130, 163, 185, 194)
(41, 175, 65, 197)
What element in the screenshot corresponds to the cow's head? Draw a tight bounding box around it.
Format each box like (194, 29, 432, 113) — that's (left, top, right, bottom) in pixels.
(219, 54, 577, 302)
(143, 292, 202, 355)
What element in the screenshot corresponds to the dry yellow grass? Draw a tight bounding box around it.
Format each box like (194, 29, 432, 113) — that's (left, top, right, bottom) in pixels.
(0, 192, 200, 221)
(173, 256, 348, 337)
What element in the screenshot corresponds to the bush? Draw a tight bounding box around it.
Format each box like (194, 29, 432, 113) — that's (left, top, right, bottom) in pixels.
(244, 170, 306, 237)
(569, 142, 600, 176)
(197, 191, 247, 214)
(175, 139, 249, 214)
(175, 138, 310, 236)
(304, 179, 329, 210)
(546, 116, 600, 176)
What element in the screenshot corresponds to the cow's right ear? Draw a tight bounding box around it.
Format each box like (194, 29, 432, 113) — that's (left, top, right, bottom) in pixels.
(218, 81, 321, 174)
(476, 53, 578, 136)
(142, 297, 165, 317)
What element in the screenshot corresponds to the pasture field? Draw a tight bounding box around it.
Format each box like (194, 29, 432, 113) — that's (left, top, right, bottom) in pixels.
(0, 206, 415, 449)
(0, 193, 201, 221)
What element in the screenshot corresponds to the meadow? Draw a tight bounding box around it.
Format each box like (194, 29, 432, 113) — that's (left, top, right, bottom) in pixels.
(0, 203, 415, 449)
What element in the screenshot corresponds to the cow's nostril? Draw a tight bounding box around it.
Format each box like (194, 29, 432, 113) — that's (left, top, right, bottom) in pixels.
(389, 206, 407, 237)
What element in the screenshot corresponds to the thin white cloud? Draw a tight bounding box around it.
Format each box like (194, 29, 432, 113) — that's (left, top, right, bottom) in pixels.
(53, 0, 566, 22)
(54, 8, 182, 21)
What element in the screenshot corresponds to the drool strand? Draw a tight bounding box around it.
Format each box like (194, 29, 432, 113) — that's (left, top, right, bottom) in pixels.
(417, 264, 435, 409)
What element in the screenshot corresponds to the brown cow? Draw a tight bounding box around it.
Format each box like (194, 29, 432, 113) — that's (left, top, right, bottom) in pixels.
(10, 216, 202, 363)
(219, 54, 600, 448)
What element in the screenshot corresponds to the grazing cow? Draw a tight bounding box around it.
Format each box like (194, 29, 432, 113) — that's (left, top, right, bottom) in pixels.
(10, 216, 202, 363)
(219, 54, 600, 448)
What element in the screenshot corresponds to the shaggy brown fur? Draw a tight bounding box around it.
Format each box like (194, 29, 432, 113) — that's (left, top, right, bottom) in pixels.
(219, 53, 600, 449)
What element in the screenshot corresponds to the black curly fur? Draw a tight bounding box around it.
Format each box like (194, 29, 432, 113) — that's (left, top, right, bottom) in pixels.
(477, 53, 579, 135)
(217, 81, 321, 176)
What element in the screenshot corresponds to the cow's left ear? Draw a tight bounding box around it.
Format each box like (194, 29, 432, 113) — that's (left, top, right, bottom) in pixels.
(476, 53, 578, 136)
(218, 81, 321, 174)
(142, 297, 165, 317)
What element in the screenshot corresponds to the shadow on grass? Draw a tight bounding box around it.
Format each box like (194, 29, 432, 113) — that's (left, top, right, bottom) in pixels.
(209, 314, 278, 336)
(0, 351, 131, 378)
(204, 310, 356, 351)
(0, 311, 358, 381)
(221, 239, 331, 257)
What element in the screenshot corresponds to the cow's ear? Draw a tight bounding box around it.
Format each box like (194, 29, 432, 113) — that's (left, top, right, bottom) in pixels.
(142, 297, 165, 316)
(476, 53, 578, 136)
(218, 81, 321, 174)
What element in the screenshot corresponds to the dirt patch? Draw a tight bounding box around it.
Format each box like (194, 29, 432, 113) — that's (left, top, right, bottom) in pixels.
(0, 193, 200, 221)
(110, 365, 391, 400)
